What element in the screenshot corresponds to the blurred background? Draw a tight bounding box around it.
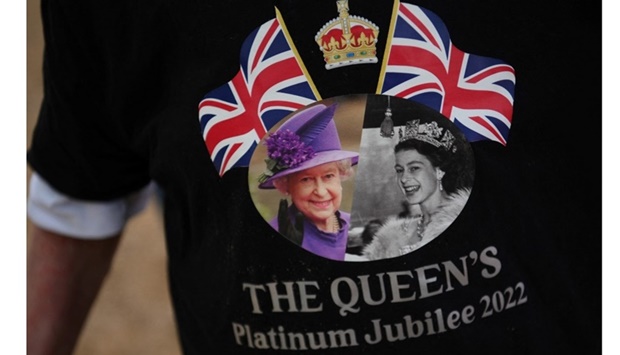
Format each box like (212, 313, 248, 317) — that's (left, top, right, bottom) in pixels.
(26, 0, 182, 353)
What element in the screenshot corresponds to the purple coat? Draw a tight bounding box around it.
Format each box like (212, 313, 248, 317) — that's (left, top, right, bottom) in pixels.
(270, 206, 350, 261)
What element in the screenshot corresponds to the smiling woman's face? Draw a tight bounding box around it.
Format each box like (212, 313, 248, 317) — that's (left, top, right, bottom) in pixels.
(394, 149, 439, 206)
(287, 162, 343, 229)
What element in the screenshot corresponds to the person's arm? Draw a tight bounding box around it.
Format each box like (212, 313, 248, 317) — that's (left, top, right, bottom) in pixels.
(27, 225, 120, 355)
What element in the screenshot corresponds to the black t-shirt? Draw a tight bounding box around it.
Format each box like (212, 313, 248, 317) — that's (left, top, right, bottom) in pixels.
(28, 0, 601, 353)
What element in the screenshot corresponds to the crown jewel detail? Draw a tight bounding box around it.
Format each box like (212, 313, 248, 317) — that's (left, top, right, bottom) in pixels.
(398, 120, 457, 153)
(315, 0, 379, 70)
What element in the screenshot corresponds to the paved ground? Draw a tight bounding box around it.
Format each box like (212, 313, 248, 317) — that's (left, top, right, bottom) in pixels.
(27, 1, 182, 353)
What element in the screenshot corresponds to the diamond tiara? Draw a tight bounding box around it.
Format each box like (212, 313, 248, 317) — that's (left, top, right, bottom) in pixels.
(398, 119, 457, 153)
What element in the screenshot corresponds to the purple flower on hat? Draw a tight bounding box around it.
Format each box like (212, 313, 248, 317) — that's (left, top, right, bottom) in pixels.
(258, 129, 316, 183)
(257, 103, 359, 189)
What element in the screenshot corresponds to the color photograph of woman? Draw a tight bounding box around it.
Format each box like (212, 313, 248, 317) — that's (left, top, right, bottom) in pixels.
(249, 97, 365, 261)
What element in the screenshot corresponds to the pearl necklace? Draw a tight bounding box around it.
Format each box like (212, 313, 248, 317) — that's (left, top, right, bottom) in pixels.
(415, 214, 425, 240)
(331, 214, 340, 233)
(399, 214, 426, 255)
(399, 214, 425, 241)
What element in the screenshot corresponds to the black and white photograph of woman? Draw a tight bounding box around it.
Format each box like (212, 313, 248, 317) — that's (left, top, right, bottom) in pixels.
(349, 95, 475, 261)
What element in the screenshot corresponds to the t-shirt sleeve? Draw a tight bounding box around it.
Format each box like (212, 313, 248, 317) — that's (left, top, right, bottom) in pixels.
(27, 173, 154, 239)
(27, 0, 169, 201)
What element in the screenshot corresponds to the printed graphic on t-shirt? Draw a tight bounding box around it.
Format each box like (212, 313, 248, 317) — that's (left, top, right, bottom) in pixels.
(248, 94, 474, 262)
(195, 1, 527, 351)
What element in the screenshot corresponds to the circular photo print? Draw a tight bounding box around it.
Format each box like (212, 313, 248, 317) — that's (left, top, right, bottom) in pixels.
(248, 94, 475, 262)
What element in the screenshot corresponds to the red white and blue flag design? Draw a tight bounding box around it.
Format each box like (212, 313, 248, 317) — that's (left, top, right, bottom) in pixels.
(381, 3, 515, 145)
(199, 18, 318, 176)
(199, 2, 516, 176)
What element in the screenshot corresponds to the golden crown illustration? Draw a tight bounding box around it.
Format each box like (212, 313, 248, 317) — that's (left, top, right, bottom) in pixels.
(399, 119, 457, 153)
(315, 0, 379, 70)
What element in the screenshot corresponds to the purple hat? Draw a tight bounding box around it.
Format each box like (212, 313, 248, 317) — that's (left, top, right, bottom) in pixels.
(258, 103, 359, 189)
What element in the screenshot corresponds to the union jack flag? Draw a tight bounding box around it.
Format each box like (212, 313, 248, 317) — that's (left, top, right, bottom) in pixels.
(381, 3, 516, 145)
(199, 18, 318, 176)
(200, 3, 516, 176)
